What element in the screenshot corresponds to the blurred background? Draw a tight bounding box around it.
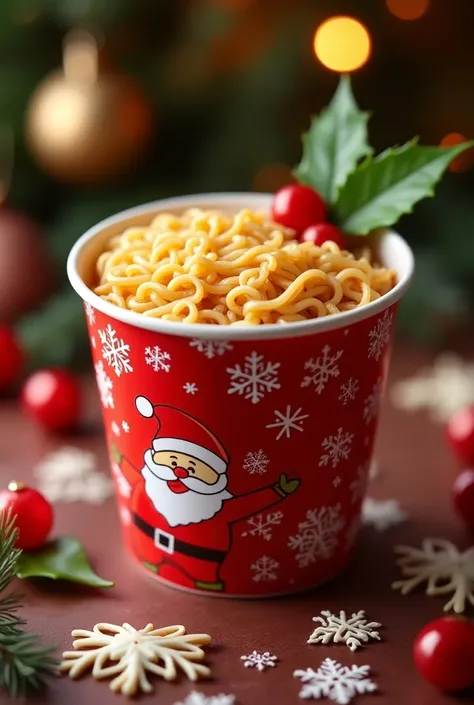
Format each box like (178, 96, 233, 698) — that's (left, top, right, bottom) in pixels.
(1, 0, 473, 371)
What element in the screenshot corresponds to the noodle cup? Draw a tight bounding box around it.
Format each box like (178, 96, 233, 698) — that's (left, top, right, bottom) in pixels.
(67, 193, 414, 597)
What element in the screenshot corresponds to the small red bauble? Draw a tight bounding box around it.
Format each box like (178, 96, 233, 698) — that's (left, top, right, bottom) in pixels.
(0, 482, 54, 551)
(453, 468, 474, 529)
(0, 325, 23, 391)
(413, 616, 474, 692)
(21, 368, 81, 432)
(300, 223, 346, 249)
(446, 406, 474, 464)
(270, 184, 326, 233)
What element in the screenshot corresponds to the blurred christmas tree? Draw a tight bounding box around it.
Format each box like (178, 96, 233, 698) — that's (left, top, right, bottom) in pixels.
(1, 0, 473, 368)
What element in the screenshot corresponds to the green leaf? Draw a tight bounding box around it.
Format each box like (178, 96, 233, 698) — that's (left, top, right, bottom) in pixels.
(16, 537, 114, 588)
(335, 139, 474, 235)
(294, 75, 372, 204)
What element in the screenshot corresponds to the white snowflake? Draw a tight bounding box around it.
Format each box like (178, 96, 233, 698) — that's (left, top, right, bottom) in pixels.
(98, 324, 133, 377)
(307, 611, 382, 652)
(34, 447, 113, 504)
(174, 693, 235, 705)
(288, 505, 345, 568)
(363, 380, 382, 425)
(349, 465, 368, 505)
(338, 378, 359, 405)
(301, 345, 343, 394)
(183, 382, 198, 395)
(251, 555, 279, 582)
(266, 405, 309, 440)
(241, 511, 284, 541)
(94, 360, 114, 409)
(319, 428, 354, 468)
(368, 310, 393, 361)
(145, 345, 171, 373)
(189, 339, 234, 360)
(362, 498, 408, 531)
(243, 449, 270, 475)
(241, 651, 278, 671)
(111, 463, 132, 499)
(84, 302, 95, 325)
(227, 351, 280, 404)
(332, 476, 342, 488)
(122, 421, 130, 433)
(111, 421, 121, 437)
(294, 658, 377, 703)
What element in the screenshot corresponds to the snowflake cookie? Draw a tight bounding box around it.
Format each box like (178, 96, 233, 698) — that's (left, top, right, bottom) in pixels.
(307, 611, 381, 652)
(175, 693, 235, 705)
(294, 658, 377, 703)
(362, 498, 408, 531)
(392, 538, 474, 613)
(60, 622, 211, 696)
(241, 650, 278, 671)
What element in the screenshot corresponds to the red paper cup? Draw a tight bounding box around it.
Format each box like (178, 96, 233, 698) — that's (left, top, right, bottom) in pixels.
(67, 193, 414, 597)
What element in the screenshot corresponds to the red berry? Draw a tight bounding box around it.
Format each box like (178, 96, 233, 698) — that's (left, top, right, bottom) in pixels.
(446, 406, 474, 464)
(301, 223, 346, 249)
(0, 482, 53, 551)
(413, 616, 474, 691)
(453, 468, 474, 529)
(21, 368, 81, 432)
(0, 325, 23, 391)
(271, 184, 326, 233)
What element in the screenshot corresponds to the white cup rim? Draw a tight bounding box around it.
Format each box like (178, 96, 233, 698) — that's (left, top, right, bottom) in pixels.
(67, 192, 415, 341)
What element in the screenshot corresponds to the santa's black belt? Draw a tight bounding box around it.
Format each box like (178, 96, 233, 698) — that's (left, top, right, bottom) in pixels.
(132, 513, 227, 563)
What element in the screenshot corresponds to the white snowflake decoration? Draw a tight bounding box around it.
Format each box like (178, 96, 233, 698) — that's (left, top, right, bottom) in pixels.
(98, 324, 133, 377)
(95, 360, 114, 409)
(183, 382, 198, 395)
(307, 611, 382, 652)
(241, 651, 278, 671)
(251, 555, 279, 582)
(227, 351, 280, 404)
(145, 345, 171, 373)
(111, 462, 132, 499)
(34, 447, 113, 504)
(122, 421, 130, 433)
(368, 310, 392, 361)
(363, 380, 382, 425)
(243, 449, 270, 475)
(241, 511, 284, 541)
(111, 421, 121, 437)
(174, 692, 235, 705)
(319, 428, 354, 468)
(349, 465, 368, 505)
(288, 505, 345, 568)
(332, 476, 342, 488)
(294, 658, 377, 704)
(301, 345, 343, 394)
(266, 406, 309, 440)
(338, 378, 359, 405)
(189, 339, 234, 359)
(84, 302, 95, 325)
(362, 498, 407, 531)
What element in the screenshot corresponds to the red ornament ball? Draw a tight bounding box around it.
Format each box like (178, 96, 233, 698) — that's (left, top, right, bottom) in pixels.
(413, 616, 474, 692)
(446, 406, 474, 464)
(270, 184, 326, 233)
(453, 468, 474, 529)
(300, 222, 346, 249)
(0, 325, 23, 391)
(21, 368, 81, 432)
(0, 482, 53, 551)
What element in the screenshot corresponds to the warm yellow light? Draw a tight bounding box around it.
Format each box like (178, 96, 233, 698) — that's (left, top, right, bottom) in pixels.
(313, 16, 371, 73)
(386, 0, 430, 21)
(440, 133, 474, 173)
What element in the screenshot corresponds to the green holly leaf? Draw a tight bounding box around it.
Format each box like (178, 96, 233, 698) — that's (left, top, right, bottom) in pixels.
(294, 75, 372, 204)
(16, 536, 114, 588)
(335, 139, 474, 235)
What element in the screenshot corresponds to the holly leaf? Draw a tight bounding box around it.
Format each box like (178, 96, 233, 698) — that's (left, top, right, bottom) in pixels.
(294, 74, 372, 204)
(16, 536, 114, 588)
(335, 139, 474, 235)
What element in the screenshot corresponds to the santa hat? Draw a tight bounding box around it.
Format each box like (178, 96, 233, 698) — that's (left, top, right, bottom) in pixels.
(135, 396, 229, 475)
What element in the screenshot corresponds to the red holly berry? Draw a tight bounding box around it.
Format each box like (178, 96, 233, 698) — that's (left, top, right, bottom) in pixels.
(413, 616, 474, 692)
(446, 406, 474, 464)
(453, 468, 474, 529)
(300, 223, 346, 249)
(21, 368, 81, 432)
(0, 482, 54, 551)
(0, 325, 23, 392)
(271, 184, 326, 233)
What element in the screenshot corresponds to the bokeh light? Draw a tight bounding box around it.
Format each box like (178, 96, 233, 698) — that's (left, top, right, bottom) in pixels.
(386, 0, 430, 21)
(252, 163, 295, 193)
(440, 133, 474, 173)
(313, 16, 371, 73)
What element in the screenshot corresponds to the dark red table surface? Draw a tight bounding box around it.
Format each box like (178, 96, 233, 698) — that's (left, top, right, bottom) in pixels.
(1, 343, 473, 705)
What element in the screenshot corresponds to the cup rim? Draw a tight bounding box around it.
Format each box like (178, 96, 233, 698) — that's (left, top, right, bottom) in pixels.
(67, 192, 415, 341)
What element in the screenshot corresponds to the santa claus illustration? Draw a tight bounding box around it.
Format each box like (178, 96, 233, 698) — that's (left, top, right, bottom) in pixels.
(113, 395, 301, 593)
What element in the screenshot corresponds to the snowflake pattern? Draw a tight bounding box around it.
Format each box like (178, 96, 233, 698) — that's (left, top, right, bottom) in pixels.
(363, 380, 382, 425)
(251, 555, 279, 582)
(301, 345, 343, 394)
(241, 651, 278, 672)
(319, 428, 354, 468)
(145, 345, 171, 373)
(288, 505, 345, 568)
(34, 447, 113, 504)
(84, 302, 95, 325)
(122, 421, 130, 433)
(266, 406, 309, 440)
(362, 498, 407, 531)
(174, 692, 235, 705)
(243, 449, 270, 475)
(111, 421, 121, 437)
(227, 351, 280, 404)
(241, 511, 284, 541)
(183, 382, 199, 395)
(368, 310, 393, 361)
(189, 339, 234, 360)
(98, 324, 133, 377)
(332, 476, 342, 488)
(349, 465, 368, 505)
(338, 378, 359, 405)
(294, 658, 377, 704)
(111, 462, 132, 499)
(94, 360, 114, 409)
(307, 611, 382, 652)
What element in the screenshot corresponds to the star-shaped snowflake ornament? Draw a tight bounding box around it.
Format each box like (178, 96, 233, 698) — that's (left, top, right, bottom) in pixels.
(294, 658, 377, 703)
(175, 692, 235, 705)
(241, 650, 278, 671)
(307, 611, 381, 652)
